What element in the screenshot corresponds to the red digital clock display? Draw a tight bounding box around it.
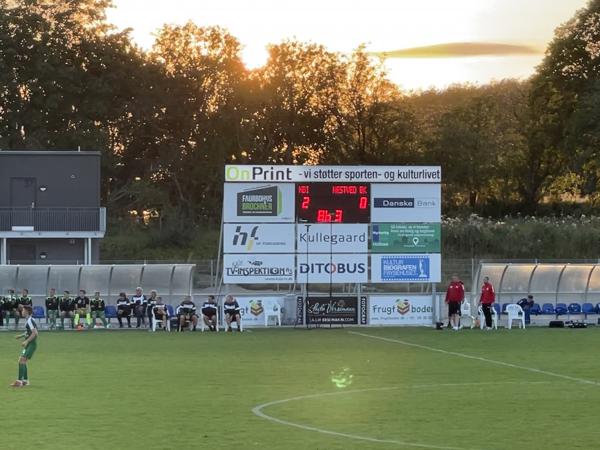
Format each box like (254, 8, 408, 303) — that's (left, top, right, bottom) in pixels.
(295, 183, 370, 223)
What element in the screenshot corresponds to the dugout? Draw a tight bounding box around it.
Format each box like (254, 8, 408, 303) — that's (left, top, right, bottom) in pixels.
(0, 264, 195, 306)
(473, 262, 600, 314)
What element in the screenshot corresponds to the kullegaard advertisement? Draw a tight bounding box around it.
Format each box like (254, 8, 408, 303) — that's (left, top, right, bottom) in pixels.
(304, 296, 367, 325)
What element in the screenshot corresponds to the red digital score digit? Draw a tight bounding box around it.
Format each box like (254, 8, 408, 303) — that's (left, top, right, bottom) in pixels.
(301, 196, 310, 209)
(359, 196, 368, 209)
(333, 209, 343, 222)
(316, 209, 329, 222)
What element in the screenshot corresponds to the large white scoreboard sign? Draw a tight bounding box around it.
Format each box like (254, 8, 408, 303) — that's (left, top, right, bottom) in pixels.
(222, 165, 441, 284)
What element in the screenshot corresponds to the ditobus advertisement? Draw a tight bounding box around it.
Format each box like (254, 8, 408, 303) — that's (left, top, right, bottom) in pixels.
(231, 296, 286, 327)
(297, 253, 368, 283)
(369, 295, 434, 326)
(223, 254, 295, 284)
(223, 183, 295, 223)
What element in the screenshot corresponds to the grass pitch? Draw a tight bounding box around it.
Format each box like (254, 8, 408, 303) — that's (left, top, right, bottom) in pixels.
(2, 327, 600, 450)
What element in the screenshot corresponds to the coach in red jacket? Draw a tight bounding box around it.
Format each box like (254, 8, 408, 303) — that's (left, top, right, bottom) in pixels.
(445, 275, 465, 330)
(479, 276, 496, 330)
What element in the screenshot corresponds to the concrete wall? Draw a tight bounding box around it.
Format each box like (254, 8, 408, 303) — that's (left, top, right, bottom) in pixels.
(7, 238, 85, 264)
(0, 151, 100, 207)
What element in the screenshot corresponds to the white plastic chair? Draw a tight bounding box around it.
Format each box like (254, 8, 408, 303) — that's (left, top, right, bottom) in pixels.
(478, 305, 498, 330)
(200, 308, 219, 332)
(506, 304, 526, 329)
(151, 307, 170, 332)
(460, 301, 475, 329)
(263, 299, 282, 327)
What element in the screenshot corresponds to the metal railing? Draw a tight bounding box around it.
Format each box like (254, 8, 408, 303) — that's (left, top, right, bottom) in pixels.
(0, 207, 106, 232)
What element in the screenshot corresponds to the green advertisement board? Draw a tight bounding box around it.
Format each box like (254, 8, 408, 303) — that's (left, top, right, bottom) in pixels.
(371, 223, 441, 253)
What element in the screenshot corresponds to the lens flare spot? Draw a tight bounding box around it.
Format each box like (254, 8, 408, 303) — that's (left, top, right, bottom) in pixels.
(330, 368, 353, 388)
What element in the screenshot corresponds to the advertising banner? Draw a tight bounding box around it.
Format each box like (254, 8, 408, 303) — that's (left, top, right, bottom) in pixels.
(371, 254, 441, 283)
(370, 184, 441, 223)
(369, 295, 434, 325)
(303, 296, 367, 325)
(296, 224, 368, 253)
(224, 224, 295, 253)
(230, 296, 286, 327)
(223, 254, 295, 284)
(297, 253, 368, 283)
(372, 223, 441, 253)
(223, 183, 295, 223)
(225, 165, 441, 183)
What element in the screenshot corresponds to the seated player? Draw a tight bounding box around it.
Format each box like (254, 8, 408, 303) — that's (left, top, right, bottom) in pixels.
(2, 288, 17, 329)
(74, 289, 91, 329)
(176, 296, 198, 332)
(202, 295, 218, 331)
(223, 294, 242, 332)
(59, 290, 75, 329)
(147, 290, 158, 329)
(90, 291, 109, 329)
(116, 292, 132, 328)
(131, 287, 147, 328)
(152, 296, 169, 331)
(45, 288, 60, 330)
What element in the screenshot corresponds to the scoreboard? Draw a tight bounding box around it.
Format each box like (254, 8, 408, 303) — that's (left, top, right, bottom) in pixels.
(295, 183, 370, 223)
(222, 165, 442, 284)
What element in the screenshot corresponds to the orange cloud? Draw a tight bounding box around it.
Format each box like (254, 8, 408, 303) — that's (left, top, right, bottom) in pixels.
(372, 42, 541, 59)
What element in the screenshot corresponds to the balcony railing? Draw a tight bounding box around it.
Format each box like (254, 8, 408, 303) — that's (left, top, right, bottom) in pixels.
(0, 207, 106, 232)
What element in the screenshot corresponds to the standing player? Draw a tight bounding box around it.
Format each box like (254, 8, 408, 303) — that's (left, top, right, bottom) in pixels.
(59, 290, 75, 329)
(45, 288, 60, 330)
(11, 306, 38, 388)
(90, 291, 109, 329)
(479, 276, 496, 330)
(74, 289, 91, 329)
(147, 290, 158, 330)
(176, 296, 198, 332)
(224, 294, 242, 332)
(445, 275, 465, 331)
(15, 288, 32, 329)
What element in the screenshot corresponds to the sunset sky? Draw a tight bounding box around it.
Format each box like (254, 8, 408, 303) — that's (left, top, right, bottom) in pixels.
(107, 0, 589, 91)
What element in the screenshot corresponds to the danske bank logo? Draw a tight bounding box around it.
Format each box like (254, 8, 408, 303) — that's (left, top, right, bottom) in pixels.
(237, 186, 281, 216)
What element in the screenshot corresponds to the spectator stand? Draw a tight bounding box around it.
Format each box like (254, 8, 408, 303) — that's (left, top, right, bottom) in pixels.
(473, 262, 600, 326)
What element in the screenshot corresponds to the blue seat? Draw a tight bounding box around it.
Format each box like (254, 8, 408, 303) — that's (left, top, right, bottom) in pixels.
(105, 305, 117, 318)
(541, 303, 555, 315)
(582, 303, 595, 318)
(492, 303, 501, 315)
(555, 303, 568, 316)
(166, 305, 175, 317)
(33, 306, 45, 320)
(502, 303, 511, 314)
(529, 303, 541, 315)
(567, 303, 581, 314)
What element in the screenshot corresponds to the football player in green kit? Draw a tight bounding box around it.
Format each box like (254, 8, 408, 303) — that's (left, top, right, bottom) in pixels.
(45, 288, 60, 330)
(90, 291, 109, 329)
(11, 306, 38, 388)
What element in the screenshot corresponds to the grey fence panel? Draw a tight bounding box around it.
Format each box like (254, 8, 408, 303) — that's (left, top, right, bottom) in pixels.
(140, 264, 174, 298)
(586, 266, 600, 304)
(79, 266, 112, 297)
(0, 266, 18, 293)
(47, 266, 81, 296)
(558, 265, 594, 304)
(109, 265, 143, 298)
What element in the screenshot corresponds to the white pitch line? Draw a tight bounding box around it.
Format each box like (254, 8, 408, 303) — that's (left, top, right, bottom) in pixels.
(349, 331, 600, 386)
(252, 382, 548, 450)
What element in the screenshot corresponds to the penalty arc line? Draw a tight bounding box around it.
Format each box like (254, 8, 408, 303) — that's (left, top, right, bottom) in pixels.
(252, 382, 549, 450)
(348, 331, 600, 386)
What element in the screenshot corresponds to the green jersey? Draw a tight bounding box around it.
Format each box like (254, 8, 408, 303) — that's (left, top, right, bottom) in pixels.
(90, 298, 105, 312)
(18, 296, 32, 307)
(59, 296, 75, 312)
(46, 296, 60, 310)
(25, 317, 38, 340)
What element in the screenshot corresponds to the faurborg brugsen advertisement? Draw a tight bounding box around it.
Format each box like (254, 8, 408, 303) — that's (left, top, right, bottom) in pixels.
(223, 183, 295, 222)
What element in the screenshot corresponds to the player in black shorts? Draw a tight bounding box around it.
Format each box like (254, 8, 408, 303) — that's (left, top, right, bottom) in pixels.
(201, 295, 218, 331)
(223, 294, 242, 332)
(176, 296, 198, 332)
